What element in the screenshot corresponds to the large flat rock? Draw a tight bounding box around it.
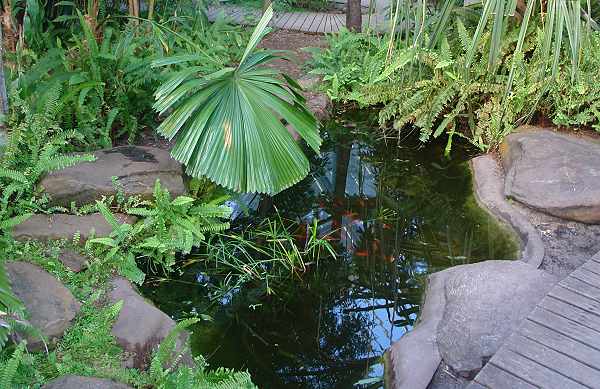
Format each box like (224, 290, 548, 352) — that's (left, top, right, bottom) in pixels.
(436, 260, 556, 378)
(109, 277, 192, 370)
(12, 213, 136, 244)
(501, 127, 600, 223)
(40, 146, 185, 207)
(42, 375, 133, 389)
(7, 262, 81, 350)
(386, 260, 556, 389)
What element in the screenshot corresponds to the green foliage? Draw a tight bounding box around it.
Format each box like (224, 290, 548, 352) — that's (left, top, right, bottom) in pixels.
(0, 341, 27, 389)
(308, 28, 387, 100)
(199, 214, 336, 298)
(314, 12, 600, 150)
(39, 295, 134, 381)
(153, 6, 321, 195)
(85, 180, 232, 283)
(147, 318, 257, 389)
(127, 180, 232, 272)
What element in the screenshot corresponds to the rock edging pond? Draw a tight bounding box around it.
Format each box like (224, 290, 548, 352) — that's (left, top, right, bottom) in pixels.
(385, 126, 600, 389)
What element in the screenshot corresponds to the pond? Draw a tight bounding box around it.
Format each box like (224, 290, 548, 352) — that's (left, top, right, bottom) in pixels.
(141, 110, 518, 389)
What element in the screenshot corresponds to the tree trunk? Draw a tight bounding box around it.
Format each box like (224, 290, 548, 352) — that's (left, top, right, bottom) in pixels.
(346, 0, 362, 32)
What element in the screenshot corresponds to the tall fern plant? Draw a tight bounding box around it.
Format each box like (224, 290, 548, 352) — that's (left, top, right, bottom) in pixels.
(153, 6, 322, 195)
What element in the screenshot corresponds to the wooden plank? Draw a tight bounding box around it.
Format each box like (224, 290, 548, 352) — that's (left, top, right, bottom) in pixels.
(583, 259, 600, 275)
(571, 268, 600, 290)
(549, 285, 600, 316)
(323, 14, 333, 34)
(289, 12, 310, 32)
(503, 334, 600, 388)
(561, 276, 600, 302)
(310, 13, 326, 33)
(529, 307, 600, 350)
(540, 296, 600, 333)
(274, 12, 293, 29)
(491, 348, 588, 389)
(332, 14, 344, 32)
(270, 10, 287, 26)
(472, 363, 538, 389)
(520, 320, 600, 371)
(302, 12, 318, 33)
(282, 12, 300, 30)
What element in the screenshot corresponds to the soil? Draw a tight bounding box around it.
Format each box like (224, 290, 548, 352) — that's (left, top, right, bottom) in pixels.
(514, 201, 600, 279)
(259, 29, 327, 78)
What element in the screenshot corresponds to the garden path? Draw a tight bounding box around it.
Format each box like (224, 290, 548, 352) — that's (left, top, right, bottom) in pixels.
(206, 2, 389, 33)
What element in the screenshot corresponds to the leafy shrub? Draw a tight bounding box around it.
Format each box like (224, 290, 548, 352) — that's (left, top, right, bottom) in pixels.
(85, 180, 232, 284)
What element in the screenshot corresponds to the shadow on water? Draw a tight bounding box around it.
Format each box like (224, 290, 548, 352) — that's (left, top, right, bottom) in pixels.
(141, 109, 518, 389)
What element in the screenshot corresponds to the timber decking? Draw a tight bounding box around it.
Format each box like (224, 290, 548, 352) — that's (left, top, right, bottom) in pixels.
(469, 252, 600, 389)
(207, 5, 388, 33)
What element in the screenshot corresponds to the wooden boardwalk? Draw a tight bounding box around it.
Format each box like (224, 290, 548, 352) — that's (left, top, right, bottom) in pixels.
(469, 251, 600, 389)
(206, 5, 387, 33)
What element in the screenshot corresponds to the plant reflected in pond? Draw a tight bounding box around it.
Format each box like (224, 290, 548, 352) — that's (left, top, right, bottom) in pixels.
(141, 110, 518, 389)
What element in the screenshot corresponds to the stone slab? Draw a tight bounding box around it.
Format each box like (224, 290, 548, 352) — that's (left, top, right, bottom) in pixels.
(40, 146, 185, 207)
(12, 213, 137, 244)
(501, 127, 600, 223)
(7, 262, 80, 351)
(42, 375, 133, 389)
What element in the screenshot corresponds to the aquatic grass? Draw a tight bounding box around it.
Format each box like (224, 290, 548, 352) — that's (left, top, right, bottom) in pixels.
(192, 211, 337, 298)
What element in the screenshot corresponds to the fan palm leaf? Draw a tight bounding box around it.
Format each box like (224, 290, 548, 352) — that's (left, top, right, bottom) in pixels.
(153, 6, 322, 195)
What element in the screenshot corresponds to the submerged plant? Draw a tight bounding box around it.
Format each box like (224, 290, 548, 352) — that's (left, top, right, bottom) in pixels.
(153, 5, 322, 195)
(195, 212, 336, 298)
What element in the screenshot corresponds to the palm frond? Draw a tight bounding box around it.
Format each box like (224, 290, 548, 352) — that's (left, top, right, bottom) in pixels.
(153, 6, 322, 195)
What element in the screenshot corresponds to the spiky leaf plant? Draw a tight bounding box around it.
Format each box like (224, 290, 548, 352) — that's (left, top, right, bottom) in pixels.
(152, 5, 321, 195)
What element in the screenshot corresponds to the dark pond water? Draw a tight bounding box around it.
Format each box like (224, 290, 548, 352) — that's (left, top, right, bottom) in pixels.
(141, 111, 518, 389)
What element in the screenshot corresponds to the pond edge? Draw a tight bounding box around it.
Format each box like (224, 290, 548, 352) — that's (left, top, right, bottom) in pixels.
(469, 154, 545, 268)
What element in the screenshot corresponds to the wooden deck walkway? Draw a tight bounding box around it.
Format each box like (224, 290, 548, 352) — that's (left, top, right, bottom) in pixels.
(468, 251, 600, 389)
(206, 5, 387, 33)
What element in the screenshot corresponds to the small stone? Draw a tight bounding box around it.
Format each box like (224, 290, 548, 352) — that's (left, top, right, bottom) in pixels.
(58, 248, 88, 272)
(7, 262, 81, 351)
(297, 74, 322, 90)
(42, 375, 133, 389)
(108, 277, 193, 370)
(12, 213, 137, 244)
(40, 146, 185, 207)
(501, 127, 600, 223)
(305, 91, 331, 121)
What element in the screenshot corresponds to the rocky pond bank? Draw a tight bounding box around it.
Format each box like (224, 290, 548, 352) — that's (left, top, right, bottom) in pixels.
(386, 126, 600, 389)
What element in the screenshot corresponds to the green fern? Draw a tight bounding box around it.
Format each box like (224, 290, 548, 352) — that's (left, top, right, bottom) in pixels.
(0, 341, 27, 388)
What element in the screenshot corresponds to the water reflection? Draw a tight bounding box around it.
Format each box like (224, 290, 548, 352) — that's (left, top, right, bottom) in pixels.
(142, 111, 518, 389)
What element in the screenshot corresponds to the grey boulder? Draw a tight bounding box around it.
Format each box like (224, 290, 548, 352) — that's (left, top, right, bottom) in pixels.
(11, 213, 136, 244)
(502, 127, 600, 223)
(6, 262, 80, 351)
(436, 260, 556, 378)
(40, 146, 185, 207)
(42, 375, 133, 389)
(108, 277, 192, 370)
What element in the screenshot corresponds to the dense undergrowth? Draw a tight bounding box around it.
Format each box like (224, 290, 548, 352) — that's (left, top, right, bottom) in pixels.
(310, 2, 600, 153)
(0, 1, 330, 387)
